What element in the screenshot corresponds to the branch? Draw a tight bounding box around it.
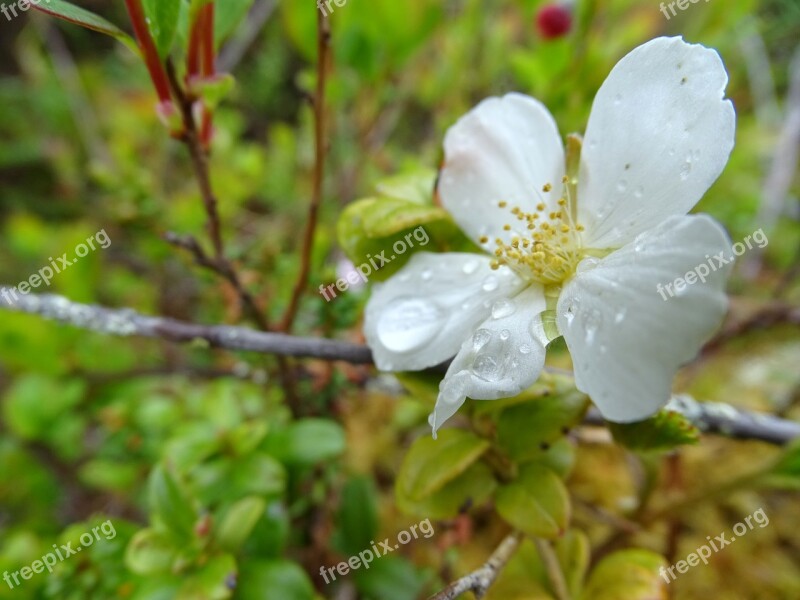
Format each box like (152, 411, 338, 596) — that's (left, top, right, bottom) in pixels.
(0, 288, 371, 364)
(429, 531, 522, 600)
(2, 289, 798, 444)
(163, 231, 270, 331)
(584, 394, 800, 445)
(166, 61, 224, 259)
(280, 8, 331, 332)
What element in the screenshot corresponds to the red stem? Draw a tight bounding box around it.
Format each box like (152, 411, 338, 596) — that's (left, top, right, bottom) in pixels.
(199, 3, 216, 147)
(201, 3, 216, 78)
(123, 0, 172, 104)
(187, 12, 202, 81)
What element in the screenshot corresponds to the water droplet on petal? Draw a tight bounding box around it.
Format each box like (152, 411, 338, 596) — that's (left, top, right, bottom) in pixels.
(614, 309, 627, 324)
(462, 260, 479, 275)
(634, 186, 644, 199)
(376, 298, 444, 353)
(582, 307, 604, 345)
(519, 344, 532, 355)
(482, 275, 499, 292)
(500, 329, 511, 341)
(491, 298, 516, 319)
(473, 355, 499, 381)
(421, 268, 433, 281)
(617, 179, 628, 193)
(577, 257, 601, 274)
(472, 328, 492, 350)
(680, 156, 693, 180)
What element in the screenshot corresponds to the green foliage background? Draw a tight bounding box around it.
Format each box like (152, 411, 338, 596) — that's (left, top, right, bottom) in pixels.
(0, 0, 799, 599)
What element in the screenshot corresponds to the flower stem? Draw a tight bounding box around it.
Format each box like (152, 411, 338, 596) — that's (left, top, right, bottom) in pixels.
(123, 0, 172, 105)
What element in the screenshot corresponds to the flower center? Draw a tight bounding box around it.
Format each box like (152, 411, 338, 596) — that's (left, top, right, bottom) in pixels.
(482, 177, 585, 285)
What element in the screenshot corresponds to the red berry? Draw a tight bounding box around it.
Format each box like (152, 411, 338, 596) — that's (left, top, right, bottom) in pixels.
(536, 4, 572, 40)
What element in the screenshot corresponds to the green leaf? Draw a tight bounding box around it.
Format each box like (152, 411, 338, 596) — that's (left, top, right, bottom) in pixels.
(124, 528, 177, 575)
(2, 375, 85, 440)
(397, 460, 497, 519)
(193, 74, 236, 110)
(530, 438, 577, 478)
(216, 496, 267, 552)
(176, 554, 236, 600)
(496, 391, 590, 462)
(374, 168, 437, 204)
(483, 538, 551, 599)
(556, 530, 590, 598)
(581, 549, 667, 600)
(246, 501, 290, 558)
(396, 429, 490, 501)
(142, 0, 181, 58)
(149, 465, 197, 542)
(496, 464, 570, 539)
(32, 0, 138, 54)
(758, 440, 800, 490)
(334, 475, 379, 556)
(336, 169, 467, 282)
(236, 559, 315, 600)
(354, 556, 430, 600)
(79, 458, 140, 492)
(608, 409, 700, 453)
(263, 418, 345, 467)
(395, 371, 443, 406)
(214, 0, 256, 46)
(339, 197, 446, 241)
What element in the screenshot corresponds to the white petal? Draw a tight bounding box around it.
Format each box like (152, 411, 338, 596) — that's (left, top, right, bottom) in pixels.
(430, 286, 548, 436)
(557, 215, 732, 422)
(578, 37, 736, 249)
(439, 93, 565, 248)
(365, 252, 527, 371)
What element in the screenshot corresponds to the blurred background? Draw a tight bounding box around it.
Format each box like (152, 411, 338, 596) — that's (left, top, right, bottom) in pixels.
(0, 0, 799, 598)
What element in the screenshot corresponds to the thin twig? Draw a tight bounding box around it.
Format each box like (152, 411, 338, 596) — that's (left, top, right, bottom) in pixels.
(280, 9, 331, 332)
(163, 231, 270, 331)
(165, 60, 224, 259)
(701, 302, 800, 355)
(428, 531, 522, 600)
(2, 290, 799, 445)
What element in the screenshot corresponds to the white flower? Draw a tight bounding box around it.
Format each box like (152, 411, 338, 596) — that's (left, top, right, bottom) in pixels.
(364, 37, 736, 436)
